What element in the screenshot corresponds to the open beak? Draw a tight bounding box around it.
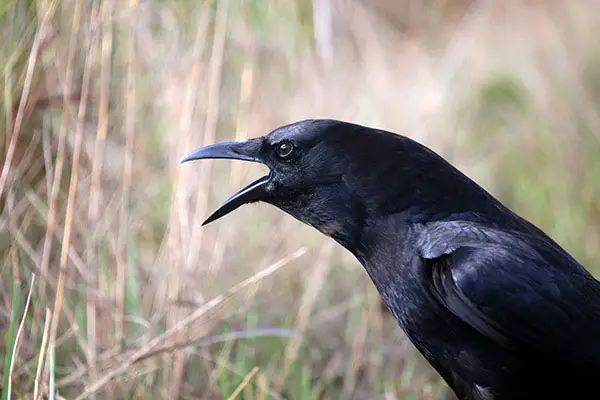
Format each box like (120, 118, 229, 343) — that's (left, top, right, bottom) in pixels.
(180, 138, 269, 225)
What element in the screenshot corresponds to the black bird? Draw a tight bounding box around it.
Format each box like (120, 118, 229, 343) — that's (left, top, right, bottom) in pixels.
(181, 119, 600, 400)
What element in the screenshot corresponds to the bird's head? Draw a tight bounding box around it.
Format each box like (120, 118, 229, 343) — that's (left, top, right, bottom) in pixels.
(181, 119, 492, 250)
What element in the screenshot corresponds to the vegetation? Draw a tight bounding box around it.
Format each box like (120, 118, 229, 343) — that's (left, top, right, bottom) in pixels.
(1, 1, 599, 398)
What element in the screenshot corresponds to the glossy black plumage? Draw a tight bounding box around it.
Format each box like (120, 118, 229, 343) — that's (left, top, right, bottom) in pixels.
(181, 119, 600, 399)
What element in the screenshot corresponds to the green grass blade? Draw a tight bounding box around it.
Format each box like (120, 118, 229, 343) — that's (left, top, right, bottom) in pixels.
(1, 277, 21, 400)
(126, 239, 141, 338)
(5, 274, 35, 400)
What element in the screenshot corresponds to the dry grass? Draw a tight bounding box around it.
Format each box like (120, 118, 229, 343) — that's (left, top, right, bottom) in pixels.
(1, 1, 600, 399)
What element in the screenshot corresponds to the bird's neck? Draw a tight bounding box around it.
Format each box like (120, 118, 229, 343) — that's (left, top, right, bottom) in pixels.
(270, 183, 367, 250)
(351, 213, 415, 264)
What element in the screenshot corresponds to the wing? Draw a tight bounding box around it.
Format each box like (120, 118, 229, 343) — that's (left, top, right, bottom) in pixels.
(418, 221, 600, 369)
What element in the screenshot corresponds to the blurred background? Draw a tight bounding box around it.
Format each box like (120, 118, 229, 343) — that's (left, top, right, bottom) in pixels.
(1, 0, 600, 399)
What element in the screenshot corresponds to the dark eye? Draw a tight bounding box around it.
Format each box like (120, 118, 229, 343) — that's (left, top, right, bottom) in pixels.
(275, 141, 294, 159)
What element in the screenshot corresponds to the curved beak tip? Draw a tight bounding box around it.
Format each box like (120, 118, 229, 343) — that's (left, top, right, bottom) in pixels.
(179, 151, 202, 165)
(178, 155, 192, 165)
(200, 219, 210, 226)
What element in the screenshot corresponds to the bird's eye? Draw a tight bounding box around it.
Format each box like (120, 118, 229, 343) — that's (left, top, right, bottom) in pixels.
(275, 141, 294, 159)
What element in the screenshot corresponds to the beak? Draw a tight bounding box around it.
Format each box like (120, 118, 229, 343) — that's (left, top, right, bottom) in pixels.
(180, 138, 269, 226)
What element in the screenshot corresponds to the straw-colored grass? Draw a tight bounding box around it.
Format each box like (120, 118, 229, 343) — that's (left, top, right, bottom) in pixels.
(1, 1, 600, 399)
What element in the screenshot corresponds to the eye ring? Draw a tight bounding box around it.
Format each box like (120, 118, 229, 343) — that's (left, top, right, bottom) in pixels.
(275, 141, 295, 159)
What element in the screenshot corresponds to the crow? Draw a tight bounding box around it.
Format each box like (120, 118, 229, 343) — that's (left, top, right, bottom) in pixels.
(181, 119, 600, 400)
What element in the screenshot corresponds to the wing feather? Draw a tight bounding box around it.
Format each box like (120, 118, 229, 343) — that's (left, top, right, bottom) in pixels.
(419, 221, 600, 369)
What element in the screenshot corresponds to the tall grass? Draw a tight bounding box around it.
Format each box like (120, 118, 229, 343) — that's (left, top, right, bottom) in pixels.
(1, 1, 600, 399)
